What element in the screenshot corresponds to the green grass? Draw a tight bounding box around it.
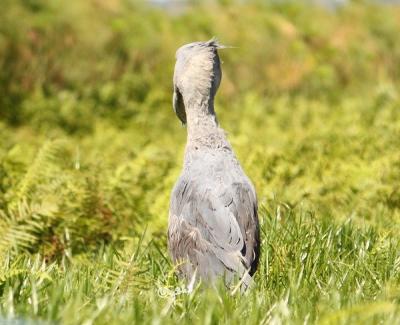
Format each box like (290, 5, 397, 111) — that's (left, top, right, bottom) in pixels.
(1, 0, 400, 324)
(1, 204, 399, 324)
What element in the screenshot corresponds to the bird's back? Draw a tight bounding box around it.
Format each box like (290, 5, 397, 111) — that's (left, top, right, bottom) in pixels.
(168, 143, 260, 287)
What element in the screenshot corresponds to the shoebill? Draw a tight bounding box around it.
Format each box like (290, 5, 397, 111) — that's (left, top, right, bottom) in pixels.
(168, 39, 260, 289)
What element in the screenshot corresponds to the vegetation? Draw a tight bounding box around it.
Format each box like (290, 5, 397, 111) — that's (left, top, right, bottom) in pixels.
(0, 0, 399, 323)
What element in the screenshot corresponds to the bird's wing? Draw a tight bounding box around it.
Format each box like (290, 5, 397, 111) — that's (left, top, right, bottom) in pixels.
(219, 181, 260, 274)
(168, 175, 259, 285)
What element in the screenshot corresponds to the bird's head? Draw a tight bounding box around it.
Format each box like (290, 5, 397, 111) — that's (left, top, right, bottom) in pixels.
(173, 39, 225, 125)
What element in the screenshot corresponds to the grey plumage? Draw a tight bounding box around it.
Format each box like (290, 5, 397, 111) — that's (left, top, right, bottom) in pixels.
(168, 39, 260, 288)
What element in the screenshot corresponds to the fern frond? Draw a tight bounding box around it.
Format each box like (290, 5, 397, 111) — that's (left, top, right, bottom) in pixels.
(10, 140, 68, 210)
(0, 202, 58, 261)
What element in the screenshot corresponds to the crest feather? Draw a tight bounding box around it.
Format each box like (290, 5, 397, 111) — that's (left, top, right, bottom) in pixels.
(206, 37, 234, 50)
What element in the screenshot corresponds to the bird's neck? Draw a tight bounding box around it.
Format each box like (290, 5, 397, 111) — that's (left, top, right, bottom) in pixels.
(184, 94, 221, 142)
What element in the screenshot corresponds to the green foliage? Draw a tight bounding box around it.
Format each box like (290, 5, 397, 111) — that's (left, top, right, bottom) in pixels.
(0, 0, 400, 324)
(0, 204, 399, 324)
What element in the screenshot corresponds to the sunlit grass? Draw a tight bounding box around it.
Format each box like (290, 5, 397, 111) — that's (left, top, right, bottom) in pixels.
(0, 202, 399, 324)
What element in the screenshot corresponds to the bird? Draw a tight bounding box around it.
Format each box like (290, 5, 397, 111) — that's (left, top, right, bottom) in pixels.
(168, 39, 260, 290)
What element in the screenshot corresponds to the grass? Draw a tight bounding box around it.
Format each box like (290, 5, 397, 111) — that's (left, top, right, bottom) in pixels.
(0, 0, 400, 324)
(1, 204, 399, 324)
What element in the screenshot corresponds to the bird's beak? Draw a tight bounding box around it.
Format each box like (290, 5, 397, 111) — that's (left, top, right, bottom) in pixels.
(173, 86, 187, 125)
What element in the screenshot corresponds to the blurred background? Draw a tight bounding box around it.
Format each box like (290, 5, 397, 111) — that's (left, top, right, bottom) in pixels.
(0, 0, 399, 257)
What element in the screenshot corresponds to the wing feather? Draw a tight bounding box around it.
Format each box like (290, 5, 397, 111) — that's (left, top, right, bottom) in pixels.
(168, 175, 259, 286)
